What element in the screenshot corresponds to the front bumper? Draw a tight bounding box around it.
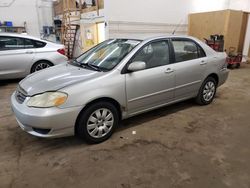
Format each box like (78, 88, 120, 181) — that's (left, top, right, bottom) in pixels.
(11, 92, 83, 138)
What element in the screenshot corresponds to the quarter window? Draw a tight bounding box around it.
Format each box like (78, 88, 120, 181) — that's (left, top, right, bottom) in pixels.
(131, 41, 170, 70)
(172, 40, 205, 62)
(34, 40, 46, 48)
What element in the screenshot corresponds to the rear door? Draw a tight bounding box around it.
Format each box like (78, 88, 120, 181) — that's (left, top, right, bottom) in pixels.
(0, 36, 35, 79)
(170, 38, 207, 99)
(125, 40, 175, 115)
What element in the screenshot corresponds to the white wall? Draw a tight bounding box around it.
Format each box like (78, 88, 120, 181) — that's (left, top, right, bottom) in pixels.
(105, 0, 190, 24)
(104, 0, 250, 53)
(0, 0, 54, 37)
(243, 14, 250, 57)
(229, 0, 250, 12)
(104, 0, 190, 39)
(104, 0, 234, 39)
(190, 0, 229, 13)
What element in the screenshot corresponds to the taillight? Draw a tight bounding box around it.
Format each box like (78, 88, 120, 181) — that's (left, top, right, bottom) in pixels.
(57, 48, 65, 56)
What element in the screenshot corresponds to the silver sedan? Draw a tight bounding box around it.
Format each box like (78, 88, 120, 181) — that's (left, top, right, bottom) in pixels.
(0, 33, 68, 80)
(11, 36, 229, 143)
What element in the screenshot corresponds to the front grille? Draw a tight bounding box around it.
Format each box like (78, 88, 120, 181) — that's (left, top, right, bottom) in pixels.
(32, 128, 51, 135)
(15, 86, 27, 104)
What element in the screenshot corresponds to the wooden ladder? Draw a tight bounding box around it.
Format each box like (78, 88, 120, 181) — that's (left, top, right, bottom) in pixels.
(61, 0, 82, 59)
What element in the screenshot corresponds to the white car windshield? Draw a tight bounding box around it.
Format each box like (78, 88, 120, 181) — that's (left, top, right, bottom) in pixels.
(76, 39, 141, 71)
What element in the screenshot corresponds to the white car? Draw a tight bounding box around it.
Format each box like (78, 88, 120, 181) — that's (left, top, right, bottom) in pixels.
(0, 33, 68, 80)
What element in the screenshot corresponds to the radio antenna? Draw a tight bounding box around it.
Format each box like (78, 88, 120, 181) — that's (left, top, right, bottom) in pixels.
(172, 19, 184, 35)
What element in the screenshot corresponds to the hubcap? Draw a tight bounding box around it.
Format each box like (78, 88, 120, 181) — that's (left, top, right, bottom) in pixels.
(203, 81, 215, 102)
(35, 63, 51, 72)
(87, 108, 114, 138)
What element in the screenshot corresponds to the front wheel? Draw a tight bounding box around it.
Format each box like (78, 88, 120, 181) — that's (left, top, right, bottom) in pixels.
(195, 77, 217, 105)
(76, 102, 119, 144)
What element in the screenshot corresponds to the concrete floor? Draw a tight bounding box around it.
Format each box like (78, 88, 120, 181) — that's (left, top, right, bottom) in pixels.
(0, 64, 250, 188)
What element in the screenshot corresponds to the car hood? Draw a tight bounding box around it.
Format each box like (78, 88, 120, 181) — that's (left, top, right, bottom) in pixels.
(19, 63, 104, 96)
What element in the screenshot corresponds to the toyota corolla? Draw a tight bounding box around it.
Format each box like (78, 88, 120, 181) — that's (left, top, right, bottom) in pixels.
(11, 36, 229, 143)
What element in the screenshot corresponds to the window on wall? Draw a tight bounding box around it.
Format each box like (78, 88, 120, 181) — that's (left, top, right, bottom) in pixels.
(0, 37, 24, 50)
(131, 40, 170, 69)
(172, 40, 205, 62)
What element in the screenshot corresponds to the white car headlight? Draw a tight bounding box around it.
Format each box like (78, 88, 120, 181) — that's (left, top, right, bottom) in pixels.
(27, 92, 68, 108)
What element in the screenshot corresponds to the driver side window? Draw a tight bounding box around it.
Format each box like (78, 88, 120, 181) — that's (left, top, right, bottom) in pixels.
(131, 40, 170, 70)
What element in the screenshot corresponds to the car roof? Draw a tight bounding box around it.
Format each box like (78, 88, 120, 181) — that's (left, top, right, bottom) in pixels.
(143, 35, 198, 41)
(0, 32, 45, 42)
(110, 35, 199, 43)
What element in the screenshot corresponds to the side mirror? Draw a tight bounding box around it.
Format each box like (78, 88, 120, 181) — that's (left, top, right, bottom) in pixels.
(127, 61, 146, 72)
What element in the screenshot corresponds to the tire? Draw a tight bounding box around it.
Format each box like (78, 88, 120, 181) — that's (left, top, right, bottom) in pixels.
(195, 77, 217, 105)
(76, 102, 119, 144)
(31, 61, 53, 73)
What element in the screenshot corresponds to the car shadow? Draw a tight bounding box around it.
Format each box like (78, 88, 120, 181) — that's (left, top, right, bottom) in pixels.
(117, 99, 194, 132)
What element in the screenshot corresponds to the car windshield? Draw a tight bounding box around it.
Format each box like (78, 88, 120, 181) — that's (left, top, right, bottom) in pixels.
(76, 39, 141, 71)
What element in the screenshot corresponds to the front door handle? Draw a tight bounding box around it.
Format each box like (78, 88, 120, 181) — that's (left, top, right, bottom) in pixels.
(26, 50, 34, 54)
(200, 60, 207, 65)
(165, 68, 174, 74)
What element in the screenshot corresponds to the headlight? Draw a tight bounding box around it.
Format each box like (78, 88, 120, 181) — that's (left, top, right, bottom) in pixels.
(27, 92, 68, 108)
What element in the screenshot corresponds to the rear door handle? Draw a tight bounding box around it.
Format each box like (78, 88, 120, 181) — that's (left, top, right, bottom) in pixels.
(165, 68, 174, 74)
(200, 60, 207, 65)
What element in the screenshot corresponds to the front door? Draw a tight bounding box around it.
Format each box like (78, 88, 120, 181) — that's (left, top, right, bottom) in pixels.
(125, 40, 175, 116)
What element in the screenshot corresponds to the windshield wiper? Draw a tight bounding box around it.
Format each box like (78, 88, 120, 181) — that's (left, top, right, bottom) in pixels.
(71, 59, 106, 72)
(84, 63, 101, 71)
(69, 59, 85, 68)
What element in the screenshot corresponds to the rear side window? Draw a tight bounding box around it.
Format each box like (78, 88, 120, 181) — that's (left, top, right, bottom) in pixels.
(0, 36, 24, 50)
(24, 39, 35, 48)
(172, 39, 206, 63)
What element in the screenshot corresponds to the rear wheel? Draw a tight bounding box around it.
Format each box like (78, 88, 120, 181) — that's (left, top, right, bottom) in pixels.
(31, 61, 53, 73)
(195, 77, 217, 105)
(76, 102, 119, 144)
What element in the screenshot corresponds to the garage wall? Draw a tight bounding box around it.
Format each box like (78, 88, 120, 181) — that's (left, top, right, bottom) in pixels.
(229, 0, 250, 12)
(105, 0, 190, 24)
(190, 0, 250, 13)
(0, 0, 54, 37)
(108, 21, 187, 39)
(190, 0, 230, 13)
(243, 14, 250, 57)
(104, 0, 247, 39)
(104, 0, 190, 39)
(188, 10, 248, 53)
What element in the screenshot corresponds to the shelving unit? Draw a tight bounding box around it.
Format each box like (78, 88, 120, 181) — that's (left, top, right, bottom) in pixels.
(0, 26, 26, 33)
(61, 0, 82, 58)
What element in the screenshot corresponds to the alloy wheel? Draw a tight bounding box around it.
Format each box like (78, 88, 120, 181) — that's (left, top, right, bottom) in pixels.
(87, 108, 114, 138)
(34, 62, 51, 72)
(203, 81, 215, 102)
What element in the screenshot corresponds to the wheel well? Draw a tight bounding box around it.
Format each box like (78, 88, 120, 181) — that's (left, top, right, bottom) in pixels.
(207, 73, 219, 85)
(31, 60, 54, 73)
(75, 97, 122, 134)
